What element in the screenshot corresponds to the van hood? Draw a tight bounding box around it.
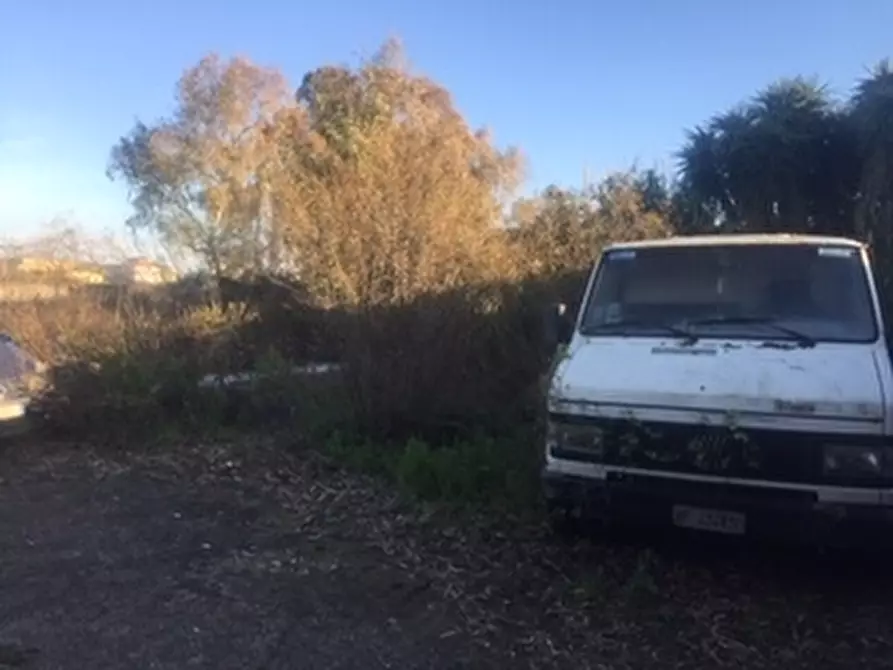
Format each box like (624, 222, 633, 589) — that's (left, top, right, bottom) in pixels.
(552, 337, 884, 427)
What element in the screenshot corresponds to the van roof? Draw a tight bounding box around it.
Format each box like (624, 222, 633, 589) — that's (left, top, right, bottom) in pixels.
(606, 233, 865, 252)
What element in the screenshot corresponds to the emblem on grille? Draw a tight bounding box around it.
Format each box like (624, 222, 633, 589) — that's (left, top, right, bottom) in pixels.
(686, 431, 734, 471)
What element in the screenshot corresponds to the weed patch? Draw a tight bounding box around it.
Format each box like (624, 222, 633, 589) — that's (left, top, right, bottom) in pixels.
(322, 429, 544, 516)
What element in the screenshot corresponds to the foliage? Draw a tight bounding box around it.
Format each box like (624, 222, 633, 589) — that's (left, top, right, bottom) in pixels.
(677, 67, 893, 243)
(851, 61, 893, 314)
(12, 41, 891, 509)
(323, 429, 542, 514)
(677, 77, 857, 234)
(0, 291, 232, 437)
(272, 40, 523, 308)
(108, 55, 293, 278)
(511, 172, 673, 276)
(675, 63, 893, 316)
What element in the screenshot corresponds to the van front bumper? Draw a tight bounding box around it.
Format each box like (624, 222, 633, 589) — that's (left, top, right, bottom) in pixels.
(542, 461, 893, 544)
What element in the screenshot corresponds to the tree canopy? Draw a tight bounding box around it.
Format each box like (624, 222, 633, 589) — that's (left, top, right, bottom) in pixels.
(109, 42, 893, 309)
(676, 69, 893, 242)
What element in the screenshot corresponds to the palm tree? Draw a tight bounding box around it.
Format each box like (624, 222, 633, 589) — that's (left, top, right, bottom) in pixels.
(676, 78, 853, 235)
(676, 125, 732, 231)
(852, 60, 893, 241)
(851, 60, 893, 316)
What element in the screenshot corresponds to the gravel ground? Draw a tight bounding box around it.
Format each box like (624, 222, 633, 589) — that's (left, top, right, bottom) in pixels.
(2, 436, 893, 669)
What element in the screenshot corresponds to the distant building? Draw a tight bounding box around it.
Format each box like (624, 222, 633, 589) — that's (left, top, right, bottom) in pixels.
(67, 266, 106, 284)
(0, 255, 176, 288)
(103, 257, 175, 285)
(16, 257, 77, 275)
(2, 256, 105, 284)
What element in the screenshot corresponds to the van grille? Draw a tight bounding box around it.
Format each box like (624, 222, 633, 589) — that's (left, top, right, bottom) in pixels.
(548, 413, 888, 486)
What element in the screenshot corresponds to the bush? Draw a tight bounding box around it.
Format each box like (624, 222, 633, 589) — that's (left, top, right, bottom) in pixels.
(338, 283, 543, 442)
(0, 292, 238, 438)
(324, 428, 543, 515)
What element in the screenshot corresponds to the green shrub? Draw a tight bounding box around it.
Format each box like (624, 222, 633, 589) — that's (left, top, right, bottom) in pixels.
(323, 428, 544, 514)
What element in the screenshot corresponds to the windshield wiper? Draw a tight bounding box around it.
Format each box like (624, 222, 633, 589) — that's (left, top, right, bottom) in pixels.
(684, 316, 816, 348)
(584, 319, 697, 342)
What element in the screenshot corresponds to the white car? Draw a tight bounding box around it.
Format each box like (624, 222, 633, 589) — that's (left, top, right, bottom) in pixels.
(543, 234, 893, 543)
(0, 334, 42, 437)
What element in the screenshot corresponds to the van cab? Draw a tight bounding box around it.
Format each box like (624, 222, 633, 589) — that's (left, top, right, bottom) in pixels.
(542, 234, 893, 542)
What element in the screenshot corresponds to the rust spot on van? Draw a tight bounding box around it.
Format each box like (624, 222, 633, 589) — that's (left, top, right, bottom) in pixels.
(758, 341, 798, 350)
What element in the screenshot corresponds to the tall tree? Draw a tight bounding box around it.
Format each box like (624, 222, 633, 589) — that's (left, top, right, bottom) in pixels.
(851, 60, 893, 312)
(108, 55, 292, 279)
(511, 186, 599, 276)
(677, 78, 856, 234)
(511, 170, 673, 278)
(270, 39, 524, 307)
(852, 61, 893, 240)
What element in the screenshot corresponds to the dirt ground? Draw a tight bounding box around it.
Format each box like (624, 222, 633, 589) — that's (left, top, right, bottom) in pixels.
(2, 437, 893, 670)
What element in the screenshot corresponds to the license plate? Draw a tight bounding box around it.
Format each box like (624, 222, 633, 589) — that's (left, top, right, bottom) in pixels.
(672, 505, 746, 535)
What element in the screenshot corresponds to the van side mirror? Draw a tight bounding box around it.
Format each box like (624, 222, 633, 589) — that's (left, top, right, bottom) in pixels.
(548, 302, 573, 348)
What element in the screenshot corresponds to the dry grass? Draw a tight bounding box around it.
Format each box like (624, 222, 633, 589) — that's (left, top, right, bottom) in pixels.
(0, 291, 248, 437)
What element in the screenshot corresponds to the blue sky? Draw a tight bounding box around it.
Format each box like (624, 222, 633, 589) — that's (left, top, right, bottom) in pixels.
(1, 0, 892, 237)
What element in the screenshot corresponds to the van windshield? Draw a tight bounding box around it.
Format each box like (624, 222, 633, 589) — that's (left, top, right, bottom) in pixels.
(579, 243, 878, 343)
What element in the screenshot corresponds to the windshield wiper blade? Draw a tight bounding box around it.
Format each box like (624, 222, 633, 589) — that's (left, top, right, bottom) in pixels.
(585, 319, 697, 341)
(685, 316, 816, 348)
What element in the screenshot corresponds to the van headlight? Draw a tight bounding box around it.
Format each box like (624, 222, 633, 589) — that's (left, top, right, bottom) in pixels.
(547, 421, 606, 457)
(822, 445, 885, 477)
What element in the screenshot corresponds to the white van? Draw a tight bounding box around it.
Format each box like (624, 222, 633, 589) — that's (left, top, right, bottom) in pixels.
(542, 234, 893, 541)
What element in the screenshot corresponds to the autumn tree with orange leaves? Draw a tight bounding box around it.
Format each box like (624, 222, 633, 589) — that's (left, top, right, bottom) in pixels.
(109, 40, 525, 308)
(105, 40, 680, 434)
